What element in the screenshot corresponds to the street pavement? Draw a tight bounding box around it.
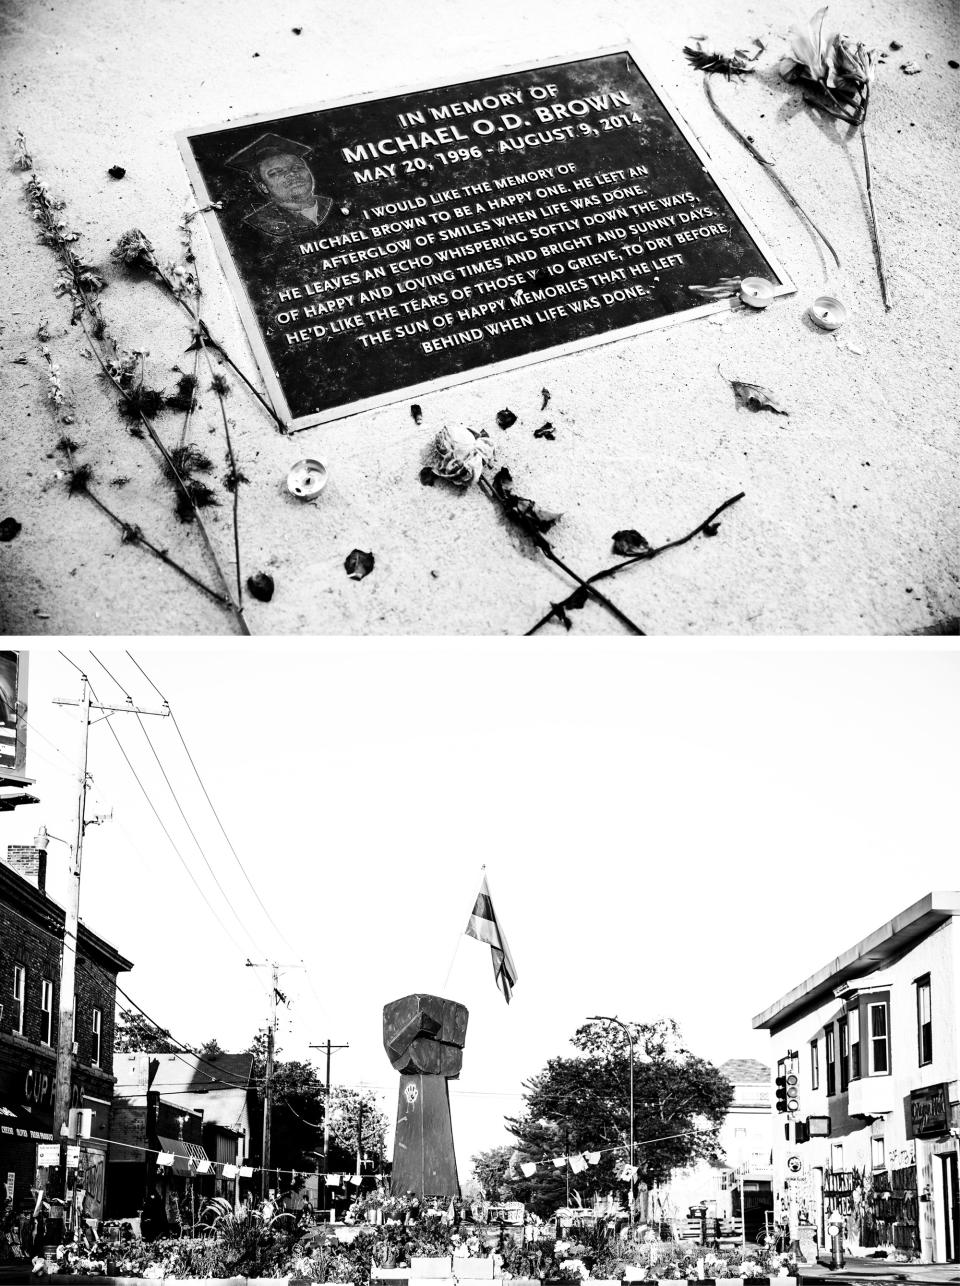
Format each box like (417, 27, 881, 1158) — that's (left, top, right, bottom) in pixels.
(802, 1257, 960, 1284)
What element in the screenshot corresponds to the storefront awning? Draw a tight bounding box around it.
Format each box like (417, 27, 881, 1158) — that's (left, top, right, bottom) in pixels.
(156, 1136, 210, 1175)
(0, 1099, 54, 1143)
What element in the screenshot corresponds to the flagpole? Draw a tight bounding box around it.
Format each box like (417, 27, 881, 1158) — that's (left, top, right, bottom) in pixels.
(441, 932, 464, 992)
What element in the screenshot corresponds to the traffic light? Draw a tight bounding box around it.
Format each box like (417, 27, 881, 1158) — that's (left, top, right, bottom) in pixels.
(775, 1058, 800, 1114)
(775, 1066, 789, 1113)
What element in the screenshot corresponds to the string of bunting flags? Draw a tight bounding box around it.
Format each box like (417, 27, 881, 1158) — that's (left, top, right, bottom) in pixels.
(96, 1136, 375, 1186)
(514, 1127, 702, 1183)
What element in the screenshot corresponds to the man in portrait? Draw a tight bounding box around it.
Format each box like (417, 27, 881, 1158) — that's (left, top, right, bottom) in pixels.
(227, 132, 334, 240)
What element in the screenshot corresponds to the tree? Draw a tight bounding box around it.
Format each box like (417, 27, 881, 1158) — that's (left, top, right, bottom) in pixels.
(471, 1144, 515, 1199)
(114, 1007, 181, 1054)
(502, 1019, 733, 1217)
(328, 1087, 388, 1167)
(199, 1037, 225, 1057)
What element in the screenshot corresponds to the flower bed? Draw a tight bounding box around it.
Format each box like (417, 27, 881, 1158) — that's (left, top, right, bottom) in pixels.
(25, 1196, 799, 1282)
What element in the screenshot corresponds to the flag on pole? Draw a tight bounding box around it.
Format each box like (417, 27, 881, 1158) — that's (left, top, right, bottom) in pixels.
(465, 873, 518, 1002)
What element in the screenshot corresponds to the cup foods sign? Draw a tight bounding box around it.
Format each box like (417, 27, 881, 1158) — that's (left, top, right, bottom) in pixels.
(910, 1083, 950, 1138)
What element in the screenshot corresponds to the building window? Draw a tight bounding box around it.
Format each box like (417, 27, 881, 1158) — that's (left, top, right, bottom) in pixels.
(872, 1137, 886, 1171)
(91, 1008, 102, 1067)
(40, 978, 53, 1046)
(811, 1038, 820, 1090)
(839, 1017, 849, 1092)
(869, 1001, 890, 1074)
(916, 976, 932, 1066)
(849, 1008, 861, 1079)
(826, 1025, 837, 1096)
(831, 1142, 844, 1171)
(13, 965, 26, 1034)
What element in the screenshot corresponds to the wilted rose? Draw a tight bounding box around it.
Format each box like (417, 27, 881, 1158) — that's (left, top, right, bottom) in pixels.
(424, 425, 494, 487)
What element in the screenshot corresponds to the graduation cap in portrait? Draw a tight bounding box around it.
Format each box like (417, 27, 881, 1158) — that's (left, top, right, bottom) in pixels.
(226, 132, 313, 176)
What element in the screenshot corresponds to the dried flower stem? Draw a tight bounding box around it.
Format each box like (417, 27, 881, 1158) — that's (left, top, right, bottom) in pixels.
(198, 335, 244, 609)
(147, 254, 283, 430)
(83, 491, 232, 607)
(49, 428, 231, 608)
(703, 78, 841, 272)
(859, 120, 891, 310)
(526, 492, 746, 635)
(476, 476, 644, 636)
(76, 314, 250, 635)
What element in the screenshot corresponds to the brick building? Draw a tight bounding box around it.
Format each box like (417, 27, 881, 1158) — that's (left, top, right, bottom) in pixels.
(0, 844, 133, 1218)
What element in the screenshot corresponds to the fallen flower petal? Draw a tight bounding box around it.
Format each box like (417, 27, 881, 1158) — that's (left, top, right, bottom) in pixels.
(496, 407, 517, 429)
(344, 549, 375, 580)
(0, 517, 22, 541)
(246, 572, 275, 601)
(731, 380, 789, 414)
(612, 529, 650, 556)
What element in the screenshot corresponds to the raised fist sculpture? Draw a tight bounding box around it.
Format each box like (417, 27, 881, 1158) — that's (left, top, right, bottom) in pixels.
(383, 994, 468, 1199)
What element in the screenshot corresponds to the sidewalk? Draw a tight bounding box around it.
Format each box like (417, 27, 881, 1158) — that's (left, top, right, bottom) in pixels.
(802, 1257, 960, 1284)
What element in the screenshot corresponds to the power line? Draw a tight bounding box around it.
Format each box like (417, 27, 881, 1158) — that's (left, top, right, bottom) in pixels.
(127, 652, 294, 954)
(88, 651, 134, 703)
(57, 650, 86, 678)
(131, 707, 263, 958)
(84, 675, 250, 960)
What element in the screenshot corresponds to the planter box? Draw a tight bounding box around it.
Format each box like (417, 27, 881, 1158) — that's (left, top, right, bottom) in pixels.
(412, 1258, 454, 1278)
(455, 1260, 496, 1279)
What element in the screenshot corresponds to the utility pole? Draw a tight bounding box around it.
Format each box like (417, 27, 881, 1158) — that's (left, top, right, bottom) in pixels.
(309, 1039, 348, 1209)
(50, 673, 167, 1224)
(247, 961, 302, 1199)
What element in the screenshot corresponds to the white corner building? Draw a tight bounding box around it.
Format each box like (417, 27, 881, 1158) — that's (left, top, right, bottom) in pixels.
(753, 892, 960, 1264)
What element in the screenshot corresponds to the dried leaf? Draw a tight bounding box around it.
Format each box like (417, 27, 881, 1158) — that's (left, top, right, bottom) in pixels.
(730, 380, 789, 414)
(541, 387, 551, 410)
(612, 529, 650, 556)
(901, 60, 921, 74)
(703, 522, 721, 537)
(247, 572, 275, 602)
(683, 44, 754, 77)
(411, 403, 423, 424)
(490, 467, 561, 537)
(496, 408, 517, 430)
(344, 548, 375, 580)
(0, 517, 22, 542)
(108, 166, 126, 180)
(534, 422, 556, 440)
(549, 602, 573, 631)
(120, 523, 143, 545)
(419, 466, 436, 487)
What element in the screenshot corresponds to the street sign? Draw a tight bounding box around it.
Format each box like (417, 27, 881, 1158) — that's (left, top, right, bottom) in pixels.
(787, 1156, 802, 1174)
(65, 1146, 81, 1169)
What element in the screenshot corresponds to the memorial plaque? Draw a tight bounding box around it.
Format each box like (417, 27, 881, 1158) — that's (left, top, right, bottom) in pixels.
(178, 48, 793, 430)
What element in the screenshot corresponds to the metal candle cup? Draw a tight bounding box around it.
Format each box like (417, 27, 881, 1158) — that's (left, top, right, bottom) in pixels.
(286, 458, 328, 500)
(809, 296, 848, 331)
(739, 277, 775, 309)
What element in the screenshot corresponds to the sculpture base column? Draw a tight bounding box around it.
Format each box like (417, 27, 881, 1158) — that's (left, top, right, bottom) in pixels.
(391, 1072, 460, 1199)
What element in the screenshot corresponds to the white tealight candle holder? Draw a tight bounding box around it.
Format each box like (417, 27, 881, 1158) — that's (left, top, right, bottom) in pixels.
(809, 295, 848, 330)
(739, 276, 775, 308)
(286, 457, 328, 500)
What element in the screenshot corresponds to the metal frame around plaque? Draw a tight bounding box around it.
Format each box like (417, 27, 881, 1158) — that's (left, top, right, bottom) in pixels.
(177, 44, 796, 432)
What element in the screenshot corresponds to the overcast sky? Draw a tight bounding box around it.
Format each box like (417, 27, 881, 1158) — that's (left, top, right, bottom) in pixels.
(2, 642, 958, 1171)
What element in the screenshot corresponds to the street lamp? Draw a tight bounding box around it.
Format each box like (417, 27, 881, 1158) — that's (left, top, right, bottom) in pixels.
(588, 1015, 635, 1228)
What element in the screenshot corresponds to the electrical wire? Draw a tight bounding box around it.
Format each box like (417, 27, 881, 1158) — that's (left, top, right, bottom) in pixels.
(88, 651, 134, 704)
(84, 674, 250, 960)
(126, 651, 294, 954)
(131, 707, 263, 958)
